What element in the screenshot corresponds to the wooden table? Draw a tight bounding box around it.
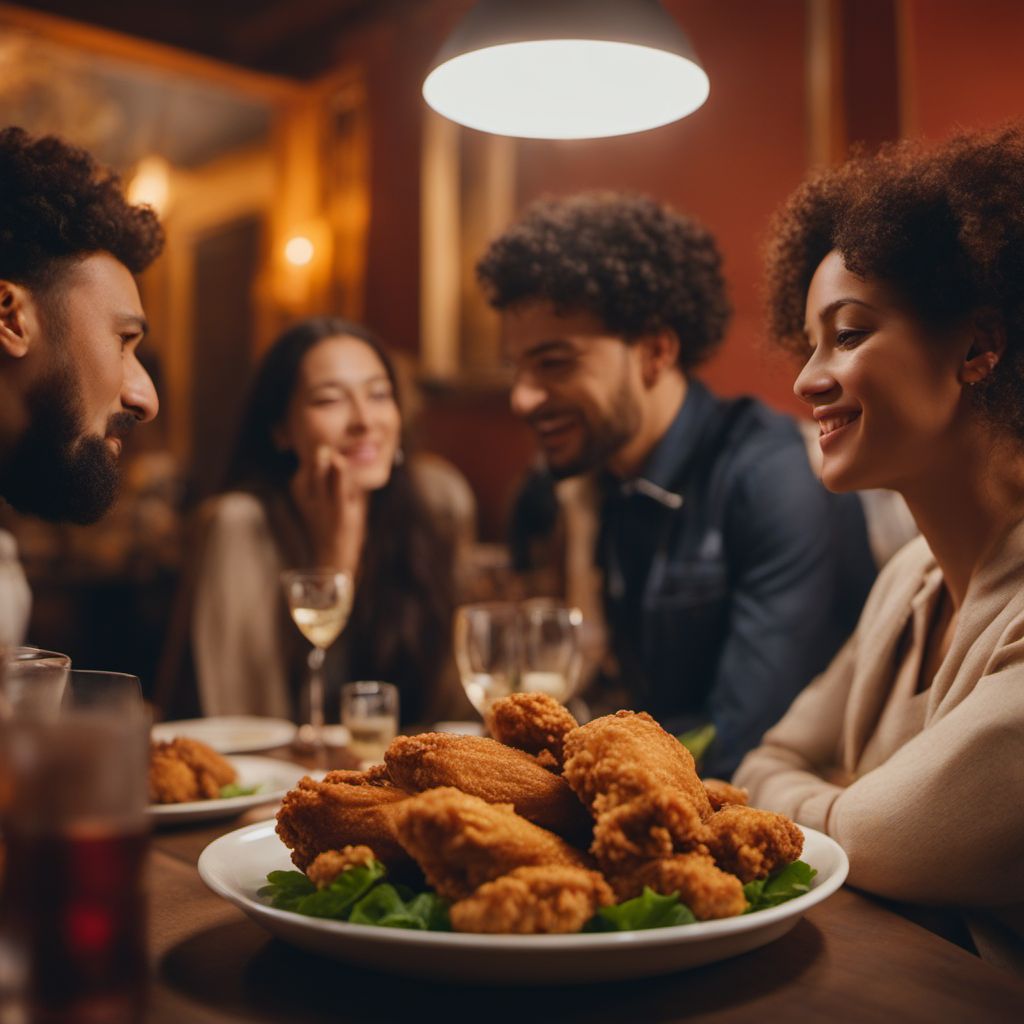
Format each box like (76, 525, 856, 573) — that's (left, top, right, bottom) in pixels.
(143, 769, 1024, 1023)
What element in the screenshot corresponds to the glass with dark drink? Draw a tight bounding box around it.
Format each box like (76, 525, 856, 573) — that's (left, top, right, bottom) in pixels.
(0, 673, 150, 1023)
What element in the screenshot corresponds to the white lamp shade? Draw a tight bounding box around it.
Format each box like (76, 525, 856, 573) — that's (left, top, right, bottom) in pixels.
(423, 0, 709, 140)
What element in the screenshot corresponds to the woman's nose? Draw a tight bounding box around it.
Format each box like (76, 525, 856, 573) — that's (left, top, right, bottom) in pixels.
(793, 349, 837, 406)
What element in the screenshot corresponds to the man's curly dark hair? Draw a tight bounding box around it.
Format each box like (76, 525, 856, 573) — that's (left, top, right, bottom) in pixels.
(476, 192, 731, 371)
(0, 126, 164, 294)
(764, 122, 1024, 440)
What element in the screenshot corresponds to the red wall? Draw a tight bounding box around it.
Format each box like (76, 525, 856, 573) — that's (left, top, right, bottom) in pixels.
(903, 0, 1024, 138)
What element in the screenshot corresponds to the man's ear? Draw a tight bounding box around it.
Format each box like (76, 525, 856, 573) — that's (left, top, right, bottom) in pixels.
(0, 280, 32, 359)
(958, 311, 1006, 385)
(639, 329, 680, 387)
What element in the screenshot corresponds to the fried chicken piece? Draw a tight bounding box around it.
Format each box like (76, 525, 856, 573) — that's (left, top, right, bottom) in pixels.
(392, 787, 591, 901)
(485, 693, 579, 767)
(450, 865, 614, 934)
(148, 738, 237, 803)
(306, 845, 378, 888)
(589, 790, 709, 874)
(609, 852, 747, 921)
(562, 712, 713, 820)
(275, 774, 414, 874)
(703, 779, 750, 811)
(322, 765, 394, 787)
(149, 749, 204, 803)
(384, 733, 590, 841)
(703, 805, 804, 882)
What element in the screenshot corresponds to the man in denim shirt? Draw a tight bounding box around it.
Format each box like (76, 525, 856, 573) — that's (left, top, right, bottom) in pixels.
(478, 193, 875, 778)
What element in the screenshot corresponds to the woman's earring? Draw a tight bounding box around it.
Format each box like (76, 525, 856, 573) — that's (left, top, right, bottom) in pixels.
(393, 446, 405, 467)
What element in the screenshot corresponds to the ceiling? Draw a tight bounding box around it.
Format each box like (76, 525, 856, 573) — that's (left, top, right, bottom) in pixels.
(12, 0, 393, 78)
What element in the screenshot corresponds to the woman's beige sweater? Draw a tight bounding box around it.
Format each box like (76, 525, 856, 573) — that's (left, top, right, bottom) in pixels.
(735, 520, 1024, 967)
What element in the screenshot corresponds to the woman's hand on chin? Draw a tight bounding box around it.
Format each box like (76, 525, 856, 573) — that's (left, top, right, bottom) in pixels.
(291, 443, 365, 575)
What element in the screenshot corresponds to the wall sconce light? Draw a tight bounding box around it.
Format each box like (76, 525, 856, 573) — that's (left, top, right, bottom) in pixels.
(127, 154, 172, 216)
(284, 235, 315, 267)
(423, 0, 709, 139)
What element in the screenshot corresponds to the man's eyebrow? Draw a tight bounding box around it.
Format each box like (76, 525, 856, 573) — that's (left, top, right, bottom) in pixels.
(115, 314, 148, 337)
(523, 338, 575, 358)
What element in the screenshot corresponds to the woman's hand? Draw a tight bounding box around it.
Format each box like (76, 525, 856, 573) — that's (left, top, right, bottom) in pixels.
(290, 443, 366, 575)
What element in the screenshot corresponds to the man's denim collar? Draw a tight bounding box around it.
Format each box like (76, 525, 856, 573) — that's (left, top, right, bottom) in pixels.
(615, 378, 714, 508)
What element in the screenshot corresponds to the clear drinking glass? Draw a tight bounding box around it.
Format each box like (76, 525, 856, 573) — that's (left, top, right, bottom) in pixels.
(0, 646, 71, 722)
(452, 602, 521, 718)
(281, 568, 354, 769)
(341, 681, 399, 767)
(0, 670, 150, 1022)
(518, 600, 584, 703)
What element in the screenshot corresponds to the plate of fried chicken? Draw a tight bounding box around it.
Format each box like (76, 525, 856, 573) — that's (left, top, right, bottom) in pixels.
(198, 696, 848, 982)
(149, 737, 310, 825)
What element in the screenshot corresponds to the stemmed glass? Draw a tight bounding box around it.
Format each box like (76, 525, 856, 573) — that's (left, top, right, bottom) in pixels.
(452, 601, 583, 721)
(453, 602, 520, 719)
(280, 568, 353, 768)
(519, 600, 583, 703)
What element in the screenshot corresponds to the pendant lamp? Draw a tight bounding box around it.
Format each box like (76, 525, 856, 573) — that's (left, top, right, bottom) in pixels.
(422, 0, 709, 140)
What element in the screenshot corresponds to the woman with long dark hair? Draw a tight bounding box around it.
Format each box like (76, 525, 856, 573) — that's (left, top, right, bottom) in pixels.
(191, 317, 467, 726)
(735, 126, 1024, 969)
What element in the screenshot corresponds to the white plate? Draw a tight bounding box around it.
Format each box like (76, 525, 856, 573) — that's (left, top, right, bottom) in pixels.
(197, 820, 848, 984)
(151, 716, 297, 754)
(150, 756, 313, 826)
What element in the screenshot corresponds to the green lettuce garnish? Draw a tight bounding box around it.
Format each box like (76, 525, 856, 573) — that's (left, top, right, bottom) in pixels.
(259, 861, 385, 917)
(219, 782, 261, 798)
(743, 860, 817, 913)
(586, 887, 697, 932)
(260, 861, 449, 930)
(676, 724, 716, 766)
(349, 884, 451, 931)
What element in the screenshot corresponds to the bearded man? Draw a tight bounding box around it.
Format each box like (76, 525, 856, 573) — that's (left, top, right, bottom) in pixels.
(0, 126, 162, 644)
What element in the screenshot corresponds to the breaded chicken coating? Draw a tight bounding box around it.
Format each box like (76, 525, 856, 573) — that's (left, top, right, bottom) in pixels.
(275, 774, 413, 873)
(703, 778, 750, 811)
(609, 852, 748, 921)
(703, 805, 804, 882)
(148, 738, 236, 803)
(392, 787, 591, 901)
(589, 789, 709, 873)
(306, 845, 378, 888)
(384, 733, 590, 841)
(322, 765, 394, 787)
(562, 712, 713, 820)
(450, 865, 614, 934)
(485, 692, 579, 767)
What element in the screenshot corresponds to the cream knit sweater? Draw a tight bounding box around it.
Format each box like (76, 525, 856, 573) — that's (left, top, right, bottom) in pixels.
(736, 520, 1024, 966)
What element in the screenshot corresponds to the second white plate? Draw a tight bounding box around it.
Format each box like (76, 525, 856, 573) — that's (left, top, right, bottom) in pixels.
(149, 755, 312, 826)
(151, 715, 297, 754)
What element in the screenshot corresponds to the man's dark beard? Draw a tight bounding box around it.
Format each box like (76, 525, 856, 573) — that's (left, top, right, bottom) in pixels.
(0, 364, 132, 525)
(543, 370, 643, 481)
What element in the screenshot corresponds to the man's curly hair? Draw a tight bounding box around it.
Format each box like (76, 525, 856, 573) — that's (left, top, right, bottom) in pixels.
(0, 126, 164, 293)
(477, 192, 731, 371)
(764, 122, 1024, 439)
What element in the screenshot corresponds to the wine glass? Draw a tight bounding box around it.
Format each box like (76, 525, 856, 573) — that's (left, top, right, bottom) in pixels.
(281, 569, 353, 769)
(518, 600, 583, 703)
(452, 602, 520, 719)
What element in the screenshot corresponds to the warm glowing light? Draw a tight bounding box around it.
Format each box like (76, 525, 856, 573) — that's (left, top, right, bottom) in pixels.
(284, 236, 315, 267)
(423, 40, 709, 139)
(127, 155, 171, 215)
